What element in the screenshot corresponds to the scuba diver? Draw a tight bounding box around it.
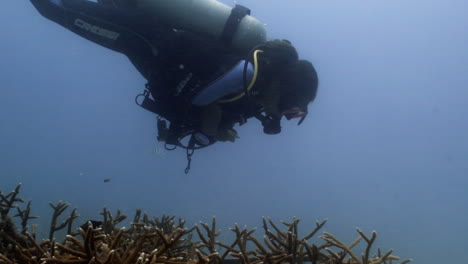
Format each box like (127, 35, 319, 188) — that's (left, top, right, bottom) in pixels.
(30, 0, 319, 173)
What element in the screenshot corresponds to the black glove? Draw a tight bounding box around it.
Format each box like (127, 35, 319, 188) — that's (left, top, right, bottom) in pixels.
(216, 128, 239, 142)
(262, 117, 281, 134)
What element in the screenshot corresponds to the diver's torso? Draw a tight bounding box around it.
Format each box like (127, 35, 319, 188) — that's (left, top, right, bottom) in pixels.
(144, 30, 241, 102)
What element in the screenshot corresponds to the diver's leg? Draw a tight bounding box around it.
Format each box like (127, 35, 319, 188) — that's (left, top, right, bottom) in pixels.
(97, 0, 114, 6)
(97, 0, 136, 8)
(200, 103, 223, 138)
(30, 0, 160, 58)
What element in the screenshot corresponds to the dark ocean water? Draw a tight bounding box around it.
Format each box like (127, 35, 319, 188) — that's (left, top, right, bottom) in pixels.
(1, 1, 467, 263)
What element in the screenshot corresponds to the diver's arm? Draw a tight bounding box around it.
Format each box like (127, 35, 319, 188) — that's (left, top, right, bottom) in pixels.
(30, 0, 158, 58)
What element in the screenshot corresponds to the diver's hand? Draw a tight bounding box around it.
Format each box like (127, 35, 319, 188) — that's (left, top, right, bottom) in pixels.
(262, 117, 281, 134)
(216, 128, 239, 142)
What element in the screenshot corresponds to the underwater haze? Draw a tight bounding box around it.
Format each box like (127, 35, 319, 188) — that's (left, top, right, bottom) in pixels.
(1, 0, 467, 263)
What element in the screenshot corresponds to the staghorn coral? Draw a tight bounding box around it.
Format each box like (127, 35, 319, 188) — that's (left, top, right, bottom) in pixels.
(0, 184, 35, 259)
(0, 185, 412, 264)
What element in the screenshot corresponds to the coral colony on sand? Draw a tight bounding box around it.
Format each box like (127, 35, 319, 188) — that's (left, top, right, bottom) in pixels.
(0, 184, 412, 264)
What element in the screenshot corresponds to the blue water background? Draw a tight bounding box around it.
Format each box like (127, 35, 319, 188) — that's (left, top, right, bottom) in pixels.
(1, 0, 467, 263)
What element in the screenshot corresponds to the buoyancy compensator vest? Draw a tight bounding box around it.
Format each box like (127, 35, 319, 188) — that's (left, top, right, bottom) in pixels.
(134, 1, 268, 174)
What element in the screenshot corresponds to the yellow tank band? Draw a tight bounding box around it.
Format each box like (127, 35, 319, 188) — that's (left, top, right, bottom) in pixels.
(218, 49, 263, 103)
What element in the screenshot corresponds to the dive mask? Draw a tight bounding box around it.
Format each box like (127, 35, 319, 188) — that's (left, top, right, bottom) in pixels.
(281, 107, 307, 125)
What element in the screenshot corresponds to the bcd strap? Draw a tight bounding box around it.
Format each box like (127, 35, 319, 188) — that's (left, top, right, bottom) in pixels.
(185, 136, 196, 174)
(221, 5, 251, 46)
(139, 95, 160, 115)
(135, 89, 177, 121)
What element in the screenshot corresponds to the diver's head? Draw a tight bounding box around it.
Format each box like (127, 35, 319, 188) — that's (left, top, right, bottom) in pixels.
(257, 39, 298, 73)
(278, 60, 319, 125)
(254, 39, 318, 124)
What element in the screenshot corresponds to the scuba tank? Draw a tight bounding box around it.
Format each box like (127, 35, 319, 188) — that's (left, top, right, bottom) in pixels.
(136, 0, 267, 53)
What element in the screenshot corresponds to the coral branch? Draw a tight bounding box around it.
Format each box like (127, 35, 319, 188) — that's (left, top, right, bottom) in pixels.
(0, 184, 23, 220)
(48, 202, 79, 241)
(13, 201, 39, 235)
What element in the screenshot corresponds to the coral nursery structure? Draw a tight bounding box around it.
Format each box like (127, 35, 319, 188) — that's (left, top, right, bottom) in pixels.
(0, 184, 412, 264)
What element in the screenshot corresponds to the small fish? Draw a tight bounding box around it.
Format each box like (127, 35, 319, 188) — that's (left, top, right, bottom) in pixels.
(80, 220, 103, 231)
(103, 178, 111, 183)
